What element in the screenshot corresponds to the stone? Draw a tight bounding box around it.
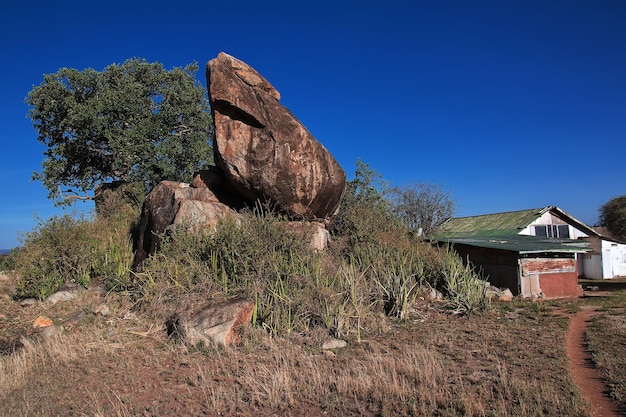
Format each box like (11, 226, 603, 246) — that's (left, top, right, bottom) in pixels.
(486, 285, 514, 302)
(33, 315, 53, 330)
(133, 180, 241, 266)
(46, 283, 84, 305)
(20, 298, 37, 307)
(190, 166, 249, 209)
(287, 221, 330, 251)
(498, 288, 514, 302)
(46, 291, 76, 304)
(207, 52, 346, 222)
(168, 299, 254, 347)
(93, 304, 111, 316)
(322, 338, 347, 350)
(40, 325, 64, 338)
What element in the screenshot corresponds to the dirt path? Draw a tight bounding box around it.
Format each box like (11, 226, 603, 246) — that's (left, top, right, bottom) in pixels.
(567, 306, 621, 417)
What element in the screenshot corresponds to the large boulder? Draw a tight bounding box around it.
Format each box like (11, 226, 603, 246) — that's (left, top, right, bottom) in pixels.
(133, 169, 333, 266)
(207, 52, 346, 222)
(133, 178, 241, 266)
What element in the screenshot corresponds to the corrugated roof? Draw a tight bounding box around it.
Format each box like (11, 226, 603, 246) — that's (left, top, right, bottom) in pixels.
(437, 234, 591, 254)
(437, 207, 553, 237)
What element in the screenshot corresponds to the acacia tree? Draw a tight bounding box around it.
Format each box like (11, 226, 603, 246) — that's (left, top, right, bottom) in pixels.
(390, 182, 456, 237)
(330, 159, 402, 246)
(26, 59, 213, 206)
(598, 195, 626, 241)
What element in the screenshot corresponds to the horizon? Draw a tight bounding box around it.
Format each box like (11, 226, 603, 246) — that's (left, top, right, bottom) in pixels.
(1, 1, 625, 249)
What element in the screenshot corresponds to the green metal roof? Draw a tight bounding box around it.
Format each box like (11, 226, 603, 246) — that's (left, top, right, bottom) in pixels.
(435, 206, 594, 253)
(437, 207, 553, 237)
(437, 234, 591, 254)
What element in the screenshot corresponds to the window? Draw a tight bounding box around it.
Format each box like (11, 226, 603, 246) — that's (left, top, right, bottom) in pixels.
(534, 225, 570, 238)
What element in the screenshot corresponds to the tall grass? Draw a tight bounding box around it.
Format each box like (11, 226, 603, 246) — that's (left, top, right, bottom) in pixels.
(133, 205, 489, 340)
(8, 179, 489, 339)
(8, 195, 139, 299)
(439, 245, 488, 315)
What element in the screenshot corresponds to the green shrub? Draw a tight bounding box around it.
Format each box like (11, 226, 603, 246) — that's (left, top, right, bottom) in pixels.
(12, 214, 98, 299)
(11, 191, 138, 299)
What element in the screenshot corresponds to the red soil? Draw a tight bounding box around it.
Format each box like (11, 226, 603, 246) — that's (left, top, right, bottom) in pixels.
(567, 306, 621, 417)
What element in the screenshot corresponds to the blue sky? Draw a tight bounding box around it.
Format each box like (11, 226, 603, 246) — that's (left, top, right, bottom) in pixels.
(1, 0, 625, 249)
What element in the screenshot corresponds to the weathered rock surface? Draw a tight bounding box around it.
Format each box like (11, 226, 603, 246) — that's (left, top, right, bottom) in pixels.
(287, 221, 330, 251)
(46, 282, 85, 305)
(207, 52, 346, 222)
(133, 53, 346, 264)
(167, 299, 254, 346)
(133, 178, 241, 266)
(485, 285, 514, 301)
(322, 338, 347, 350)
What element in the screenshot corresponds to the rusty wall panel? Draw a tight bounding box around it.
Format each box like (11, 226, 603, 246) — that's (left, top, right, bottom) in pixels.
(539, 272, 581, 298)
(521, 258, 575, 276)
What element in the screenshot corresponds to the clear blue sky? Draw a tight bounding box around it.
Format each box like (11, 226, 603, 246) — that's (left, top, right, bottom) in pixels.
(1, 0, 625, 249)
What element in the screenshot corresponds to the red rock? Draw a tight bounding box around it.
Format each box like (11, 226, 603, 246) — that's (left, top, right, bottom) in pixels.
(207, 52, 346, 222)
(133, 180, 240, 266)
(33, 315, 53, 330)
(170, 299, 254, 346)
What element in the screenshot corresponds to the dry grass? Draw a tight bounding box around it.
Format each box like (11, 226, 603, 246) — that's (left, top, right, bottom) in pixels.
(584, 288, 626, 411)
(0, 270, 598, 416)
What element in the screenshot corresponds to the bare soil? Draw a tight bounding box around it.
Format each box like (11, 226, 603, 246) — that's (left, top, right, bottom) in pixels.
(1, 272, 624, 416)
(567, 305, 622, 417)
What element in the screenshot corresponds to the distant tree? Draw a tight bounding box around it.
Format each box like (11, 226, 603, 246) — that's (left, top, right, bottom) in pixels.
(330, 159, 400, 245)
(390, 182, 456, 237)
(26, 59, 213, 206)
(343, 158, 391, 210)
(598, 195, 626, 241)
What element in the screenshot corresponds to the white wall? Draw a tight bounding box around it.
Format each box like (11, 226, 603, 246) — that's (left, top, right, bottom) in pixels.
(601, 240, 626, 278)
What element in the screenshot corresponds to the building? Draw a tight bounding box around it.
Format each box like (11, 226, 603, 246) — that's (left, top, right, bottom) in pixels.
(437, 206, 626, 298)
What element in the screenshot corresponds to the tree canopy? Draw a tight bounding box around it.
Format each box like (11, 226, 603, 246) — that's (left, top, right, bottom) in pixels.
(26, 59, 214, 205)
(598, 195, 626, 241)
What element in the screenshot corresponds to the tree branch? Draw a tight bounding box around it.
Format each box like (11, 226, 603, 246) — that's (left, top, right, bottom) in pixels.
(60, 188, 93, 202)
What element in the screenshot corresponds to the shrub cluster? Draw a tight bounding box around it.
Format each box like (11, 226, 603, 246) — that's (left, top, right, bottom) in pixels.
(7, 193, 138, 299)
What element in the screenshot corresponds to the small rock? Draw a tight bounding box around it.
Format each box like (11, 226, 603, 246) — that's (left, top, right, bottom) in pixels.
(33, 315, 54, 330)
(46, 290, 77, 304)
(169, 299, 254, 346)
(88, 285, 106, 295)
(58, 282, 84, 292)
(322, 338, 347, 350)
(46, 282, 85, 304)
(427, 288, 444, 302)
(93, 304, 110, 316)
(40, 325, 64, 338)
(20, 298, 37, 307)
(498, 288, 514, 302)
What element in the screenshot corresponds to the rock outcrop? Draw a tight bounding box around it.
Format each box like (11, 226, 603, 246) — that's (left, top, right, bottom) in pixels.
(133, 52, 347, 265)
(167, 299, 254, 346)
(133, 174, 241, 266)
(207, 52, 346, 222)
